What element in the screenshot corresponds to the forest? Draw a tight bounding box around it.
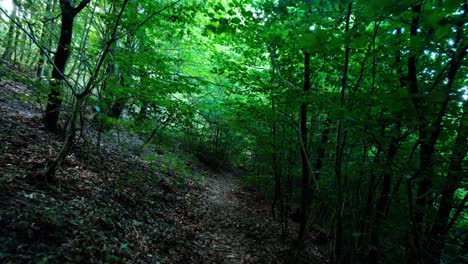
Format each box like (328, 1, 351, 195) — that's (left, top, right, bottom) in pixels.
(0, 0, 466, 263)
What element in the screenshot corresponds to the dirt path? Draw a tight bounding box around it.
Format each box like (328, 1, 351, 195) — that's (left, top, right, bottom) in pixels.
(0, 80, 327, 263)
(199, 173, 252, 263)
(186, 171, 293, 263)
(186, 170, 329, 264)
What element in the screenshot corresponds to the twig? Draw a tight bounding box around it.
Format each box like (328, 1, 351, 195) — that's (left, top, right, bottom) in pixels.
(118, 0, 182, 39)
(447, 192, 468, 231)
(0, 7, 77, 93)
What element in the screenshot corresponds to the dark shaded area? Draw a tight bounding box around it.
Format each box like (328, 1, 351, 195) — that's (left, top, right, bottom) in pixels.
(0, 81, 326, 263)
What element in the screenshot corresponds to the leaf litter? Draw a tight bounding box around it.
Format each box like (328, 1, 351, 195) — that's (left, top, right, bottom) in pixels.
(0, 80, 328, 263)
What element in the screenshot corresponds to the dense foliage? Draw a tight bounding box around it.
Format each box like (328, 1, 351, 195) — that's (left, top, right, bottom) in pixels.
(0, 0, 466, 263)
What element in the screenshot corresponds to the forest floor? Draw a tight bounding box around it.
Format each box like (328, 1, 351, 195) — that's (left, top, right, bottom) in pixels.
(0, 80, 328, 263)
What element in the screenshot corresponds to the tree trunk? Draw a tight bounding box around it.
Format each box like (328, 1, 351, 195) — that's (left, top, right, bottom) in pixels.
(269, 45, 282, 220)
(43, 0, 90, 132)
(427, 102, 467, 263)
(44, 97, 82, 181)
(11, 21, 21, 64)
(367, 27, 406, 263)
(367, 122, 400, 263)
(314, 116, 330, 183)
(37, 0, 57, 79)
(44, 0, 129, 180)
(271, 96, 281, 219)
(407, 2, 466, 262)
(423, 5, 467, 261)
(106, 95, 127, 119)
(334, 3, 352, 263)
(1, 2, 18, 62)
(298, 51, 311, 241)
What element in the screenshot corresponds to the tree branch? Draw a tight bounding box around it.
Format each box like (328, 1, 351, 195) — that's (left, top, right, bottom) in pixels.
(0, 7, 77, 93)
(73, 0, 90, 15)
(78, 0, 129, 98)
(41, 13, 61, 24)
(119, 0, 181, 38)
(447, 192, 468, 232)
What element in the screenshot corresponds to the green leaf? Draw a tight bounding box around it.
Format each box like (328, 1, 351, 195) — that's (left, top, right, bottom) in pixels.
(120, 243, 129, 251)
(349, 32, 369, 49)
(231, 17, 241, 24)
(298, 29, 335, 53)
(434, 26, 450, 41)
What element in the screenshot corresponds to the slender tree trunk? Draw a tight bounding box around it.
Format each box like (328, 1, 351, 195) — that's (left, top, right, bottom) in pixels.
(269, 45, 282, 220)
(422, 4, 467, 261)
(314, 116, 330, 183)
(405, 4, 425, 262)
(43, 0, 90, 132)
(103, 12, 139, 120)
(358, 22, 381, 257)
(298, 51, 311, 241)
(106, 94, 127, 118)
(45, 97, 82, 181)
(333, 3, 352, 263)
(271, 93, 281, 219)
(37, 0, 57, 79)
(367, 27, 405, 263)
(367, 123, 400, 263)
(427, 102, 467, 263)
(1, 2, 18, 62)
(11, 22, 21, 64)
(18, 18, 28, 65)
(407, 2, 466, 262)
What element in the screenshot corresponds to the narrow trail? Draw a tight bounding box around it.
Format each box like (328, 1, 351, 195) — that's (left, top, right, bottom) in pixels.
(199, 173, 253, 263)
(187, 170, 329, 263)
(187, 171, 294, 263)
(0, 80, 328, 263)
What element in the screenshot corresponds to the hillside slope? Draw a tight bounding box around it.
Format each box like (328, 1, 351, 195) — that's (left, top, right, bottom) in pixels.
(0, 81, 327, 263)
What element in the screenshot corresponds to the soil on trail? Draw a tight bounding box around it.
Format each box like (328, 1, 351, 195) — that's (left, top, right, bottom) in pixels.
(0, 80, 328, 263)
(185, 172, 328, 263)
(190, 173, 291, 263)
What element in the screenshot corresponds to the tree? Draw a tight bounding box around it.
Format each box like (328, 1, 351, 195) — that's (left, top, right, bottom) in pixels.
(1, 0, 18, 62)
(36, 0, 58, 79)
(298, 51, 311, 241)
(1, 0, 466, 262)
(43, 0, 90, 132)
